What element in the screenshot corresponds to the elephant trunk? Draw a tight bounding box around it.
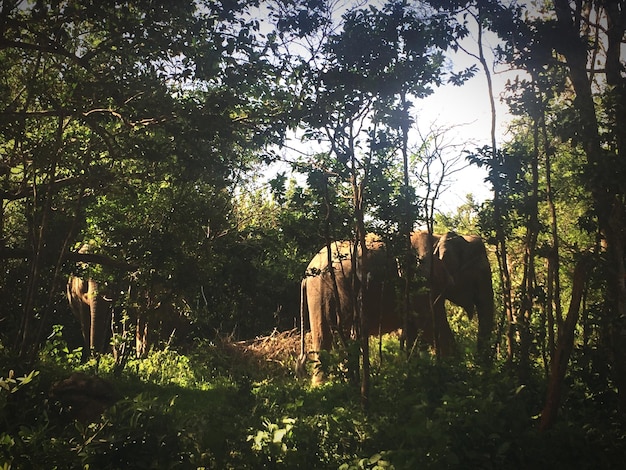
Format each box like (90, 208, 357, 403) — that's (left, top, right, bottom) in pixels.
(88, 279, 99, 353)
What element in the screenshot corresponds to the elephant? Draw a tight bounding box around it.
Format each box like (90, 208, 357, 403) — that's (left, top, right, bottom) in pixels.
(134, 290, 192, 358)
(299, 231, 494, 384)
(409, 231, 494, 358)
(68, 247, 190, 360)
(66, 274, 114, 360)
(66, 244, 119, 360)
(299, 234, 400, 384)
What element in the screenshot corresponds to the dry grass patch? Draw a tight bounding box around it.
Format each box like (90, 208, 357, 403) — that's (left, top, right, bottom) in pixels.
(213, 328, 309, 378)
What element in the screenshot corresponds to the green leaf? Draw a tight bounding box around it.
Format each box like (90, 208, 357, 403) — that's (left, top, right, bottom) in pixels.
(273, 428, 287, 443)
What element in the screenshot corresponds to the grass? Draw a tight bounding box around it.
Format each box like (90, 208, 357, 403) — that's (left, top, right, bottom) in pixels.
(1, 328, 626, 469)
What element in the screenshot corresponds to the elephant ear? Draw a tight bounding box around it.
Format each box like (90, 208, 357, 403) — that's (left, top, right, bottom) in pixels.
(435, 231, 467, 285)
(438, 231, 485, 319)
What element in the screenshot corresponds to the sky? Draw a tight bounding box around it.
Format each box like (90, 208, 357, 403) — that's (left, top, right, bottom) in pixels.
(413, 28, 518, 213)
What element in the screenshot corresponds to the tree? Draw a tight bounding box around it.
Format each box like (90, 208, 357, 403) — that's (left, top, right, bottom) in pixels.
(283, 0, 470, 404)
(458, 0, 626, 425)
(547, 0, 626, 417)
(0, 0, 294, 357)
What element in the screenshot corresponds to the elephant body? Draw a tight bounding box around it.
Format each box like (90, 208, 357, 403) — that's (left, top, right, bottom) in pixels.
(134, 294, 191, 358)
(300, 231, 494, 384)
(67, 265, 189, 360)
(300, 234, 399, 384)
(410, 231, 494, 357)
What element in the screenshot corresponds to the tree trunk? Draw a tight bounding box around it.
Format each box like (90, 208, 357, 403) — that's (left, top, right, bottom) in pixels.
(322, 172, 344, 346)
(518, 103, 541, 381)
(18, 116, 65, 357)
(352, 152, 369, 411)
(475, 4, 514, 364)
(539, 256, 589, 431)
(399, 91, 415, 354)
(553, 0, 626, 415)
(542, 110, 562, 360)
(601, 0, 626, 416)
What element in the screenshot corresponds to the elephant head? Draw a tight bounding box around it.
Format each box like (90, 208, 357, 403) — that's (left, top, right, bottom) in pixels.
(411, 230, 494, 358)
(299, 234, 400, 385)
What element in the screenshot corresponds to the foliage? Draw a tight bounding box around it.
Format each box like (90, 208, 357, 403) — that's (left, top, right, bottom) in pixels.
(39, 325, 84, 368)
(73, 394, 189, 469)
(1, 0, 626, 464)
(3, 333, 625, 469)
(0, 0, 300, 357)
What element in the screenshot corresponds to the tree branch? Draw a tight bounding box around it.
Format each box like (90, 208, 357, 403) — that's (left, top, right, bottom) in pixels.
(0, 246, 138, 271)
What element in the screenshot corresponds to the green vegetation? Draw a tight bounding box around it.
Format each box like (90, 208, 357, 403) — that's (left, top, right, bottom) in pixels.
(2, 332, 624, 469)
(2, 0, 626, 467)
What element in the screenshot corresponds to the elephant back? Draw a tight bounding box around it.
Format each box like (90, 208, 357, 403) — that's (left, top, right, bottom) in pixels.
(305, 234, 389, 278)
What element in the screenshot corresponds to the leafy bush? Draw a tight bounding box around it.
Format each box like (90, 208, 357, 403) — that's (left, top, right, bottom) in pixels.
(133, 349, 195, 387)
(71, 393, 189, 469)
(1, 333, 626, 469)
(0, 369, 47, 468)
(38, 325, 84, 368)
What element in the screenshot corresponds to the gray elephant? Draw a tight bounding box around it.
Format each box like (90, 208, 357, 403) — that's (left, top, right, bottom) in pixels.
(67, 274, 113, 360)
(410, 231, 494, 358)
(67, 250, 189, 360)
(66, 244, 116, 360)
(300, 231, 494, 384)
(299, 234, 399, 384)
(134, 289, 191, 358)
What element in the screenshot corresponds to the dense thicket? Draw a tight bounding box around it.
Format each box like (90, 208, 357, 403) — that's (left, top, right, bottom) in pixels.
(0, 0, 307, 354)
(2, 0, 626, 467)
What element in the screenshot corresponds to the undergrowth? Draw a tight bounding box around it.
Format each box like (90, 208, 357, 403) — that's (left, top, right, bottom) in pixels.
(1, 328, 625, 469)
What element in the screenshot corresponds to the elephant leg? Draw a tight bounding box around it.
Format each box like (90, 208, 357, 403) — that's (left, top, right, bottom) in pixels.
(68, 277, 91, 361)
(433, 301, 456, 357)
(136, 312, 149, 358)
(411, 293, 456, 356)
(475, 284, 495, 361)
(297, 279, 308, 378)
(77, 301, 91, 361)
(309, 283, 334, 386)
(412, 293, 435, 349)
(310, 314, 332, 386)
(403, 316, 418, 353)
